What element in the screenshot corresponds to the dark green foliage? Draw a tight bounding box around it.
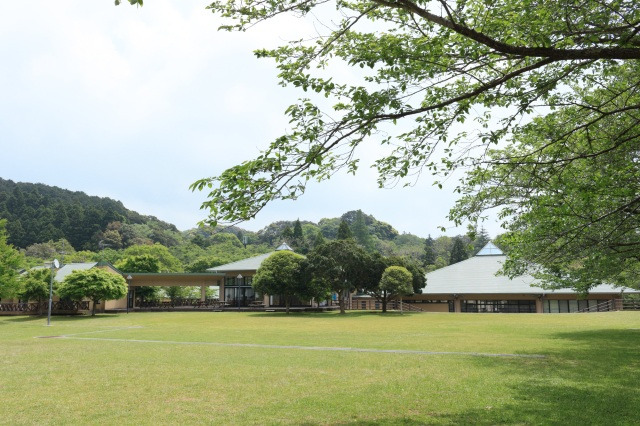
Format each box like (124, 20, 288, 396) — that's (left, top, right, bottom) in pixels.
(378, 266, 414, 313)
(252, 251, 310, 314)
(449, 238, 469, 265)
(185, 257, 225, 273)
(312, 230, 325, 248)
(423, 235, 436, 267)
(0, 219, 23, 298)
(307, 240, 368, 314)
(385, 256, 426, 294)
(351, 210, 374, 251)
(336, 220, 353, 240)
(0, 178, 177, 250)
(58, 268, 127, 316)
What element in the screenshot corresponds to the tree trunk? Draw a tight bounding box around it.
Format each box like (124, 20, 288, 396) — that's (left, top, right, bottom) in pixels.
(382, 290, 388, 313)
(338, 289, 348, 314)
(286, 296, 290, 314)
(92, 299, 97, 316)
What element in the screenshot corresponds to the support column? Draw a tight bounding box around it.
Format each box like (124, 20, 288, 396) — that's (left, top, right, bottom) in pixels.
(219, 279, 225, 302)
(454, 298, 461, 313)
(200, 285, 206, 302)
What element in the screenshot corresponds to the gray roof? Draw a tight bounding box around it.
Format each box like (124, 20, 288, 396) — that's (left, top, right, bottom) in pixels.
(207, 252, 275, 273)
(423, 251, 636, 295)
(54, 263, 99, 282)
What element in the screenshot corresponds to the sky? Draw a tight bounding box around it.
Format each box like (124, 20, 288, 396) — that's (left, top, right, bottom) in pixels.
(0, 1, 501, 239)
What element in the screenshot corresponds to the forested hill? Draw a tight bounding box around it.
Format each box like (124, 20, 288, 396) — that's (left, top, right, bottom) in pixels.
(0, 178, 177, 250)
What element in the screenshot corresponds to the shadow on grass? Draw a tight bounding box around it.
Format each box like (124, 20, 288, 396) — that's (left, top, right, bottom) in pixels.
(429, 328, 640, 424)
(246, 311, 420, 318)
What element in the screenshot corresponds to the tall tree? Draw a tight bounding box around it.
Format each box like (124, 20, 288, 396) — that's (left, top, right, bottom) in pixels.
(422, 235, 436, 267)
(58, 268, 127, 316)
(449, 238, 468, 265)
(351, 210, 374, 251)
(308, 240, 368, 314)
(253, 250, 309, 314)
(451, 78, 640, 290)
(0, 219, 23, 298)
(336, 220, 353, 241)
(312, 230, 325, 248)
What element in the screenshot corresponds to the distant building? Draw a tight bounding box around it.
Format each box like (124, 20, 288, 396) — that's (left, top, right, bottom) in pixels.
(400, 242, 639, 313)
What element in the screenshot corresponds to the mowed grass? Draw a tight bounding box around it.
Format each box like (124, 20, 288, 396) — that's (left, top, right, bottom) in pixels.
(1, 312, 639, 425)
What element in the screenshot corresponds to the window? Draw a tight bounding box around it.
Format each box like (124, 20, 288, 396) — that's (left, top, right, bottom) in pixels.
(461, 300, 536, 313)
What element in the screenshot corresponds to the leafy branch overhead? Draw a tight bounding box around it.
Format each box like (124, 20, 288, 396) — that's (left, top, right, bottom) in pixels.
(119, 0, 640, 290)
(184, 0, 640, 227)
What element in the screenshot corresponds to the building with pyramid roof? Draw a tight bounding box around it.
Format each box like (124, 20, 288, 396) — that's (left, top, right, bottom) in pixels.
(398, 242, 639, 313)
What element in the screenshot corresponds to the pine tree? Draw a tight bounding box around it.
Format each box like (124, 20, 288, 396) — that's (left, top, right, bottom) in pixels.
(449, 237, 468, 265)
(337, 219, 353, 240)
(351, 210, 374, 251)
(423, 234, 436, 266)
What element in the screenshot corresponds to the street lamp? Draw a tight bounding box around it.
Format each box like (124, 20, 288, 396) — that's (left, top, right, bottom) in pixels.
(47, 259, 59, 326)
(236, 274, 243, 308)
(126, 275, 133, 314)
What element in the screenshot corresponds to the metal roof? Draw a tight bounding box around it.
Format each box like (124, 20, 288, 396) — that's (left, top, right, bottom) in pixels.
(54, 263, 98, 282)
(423, 252, 636, 295)
(207, 252, 275, 273)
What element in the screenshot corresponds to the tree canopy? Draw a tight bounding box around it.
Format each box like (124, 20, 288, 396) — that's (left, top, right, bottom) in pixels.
(18, 269, 52, 315)
(307, 240, 369, 314)
(58, 268, 128, 316)
(156, 0, 638, 292)
(252, 250, 309, 313)
(378, 266, 414, 312)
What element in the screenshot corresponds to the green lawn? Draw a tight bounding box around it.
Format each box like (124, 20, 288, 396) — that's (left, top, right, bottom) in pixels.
(1, 311, 639, 425)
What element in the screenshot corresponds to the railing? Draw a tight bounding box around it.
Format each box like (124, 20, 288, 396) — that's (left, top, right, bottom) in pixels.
(137, 298, 227, 308)
(0, 300, 89, 313)
(350, 299, 424, 312)
(620, 300, 640, 311)
(578, 299, 640, 313)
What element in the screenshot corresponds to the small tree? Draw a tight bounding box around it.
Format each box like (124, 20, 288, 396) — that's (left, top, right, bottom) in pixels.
(378, 266, 414, 313)
(58, 268, 127, 316)
(253, 251, 307, 314)
(18, 269, 52, 315)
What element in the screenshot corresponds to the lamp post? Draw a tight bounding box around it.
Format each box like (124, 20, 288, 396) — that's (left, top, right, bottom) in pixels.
(47, 259, 59, 326)
(126, 275, 132, 314)
(236, 274, 243, 308)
